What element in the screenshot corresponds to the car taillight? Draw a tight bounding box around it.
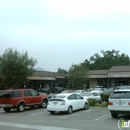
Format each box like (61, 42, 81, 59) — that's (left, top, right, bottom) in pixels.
(108, 102, 113, 105)
(61, 100, 65, 105)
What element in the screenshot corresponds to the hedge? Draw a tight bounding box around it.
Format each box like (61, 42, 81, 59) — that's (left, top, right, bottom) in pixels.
(100, 93, 111, 103)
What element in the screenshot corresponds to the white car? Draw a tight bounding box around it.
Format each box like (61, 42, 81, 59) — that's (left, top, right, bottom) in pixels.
(47, 93, 89, 114)
(73, 90, 86, 95)
(81, 92, 102, 104)
(91, 88, 107, 94)
(108, 89, 130, 118)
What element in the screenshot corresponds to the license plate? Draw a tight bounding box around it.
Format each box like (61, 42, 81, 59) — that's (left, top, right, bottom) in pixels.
(53, 102, 57, 105)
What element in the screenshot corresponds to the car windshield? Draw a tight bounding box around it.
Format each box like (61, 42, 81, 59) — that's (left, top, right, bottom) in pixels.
(81, 92, 91, 96)
(115, 86, 130, 90)
(110, 91, 130, 99)
(53, 95, 66, 99)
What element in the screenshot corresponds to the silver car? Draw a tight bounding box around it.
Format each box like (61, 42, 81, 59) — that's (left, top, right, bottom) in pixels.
(108, 89, 130, 118)
(81, 92, 102, 104)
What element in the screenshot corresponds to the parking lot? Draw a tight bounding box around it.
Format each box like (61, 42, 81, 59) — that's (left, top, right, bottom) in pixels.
(0, 106, 129, 130)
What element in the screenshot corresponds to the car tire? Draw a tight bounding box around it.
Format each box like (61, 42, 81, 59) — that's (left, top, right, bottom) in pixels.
(67, 106, 73, 114)
(84, 103, 88, 110)
(41, 99, 47, 108)
(50, 111, 55, 114)
(17, 103, 25, 112)
(111, 113, 118, 118)
(3, 107, 11, 112)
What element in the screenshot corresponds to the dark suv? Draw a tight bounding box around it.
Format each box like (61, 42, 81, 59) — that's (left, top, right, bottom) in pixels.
(51, 87, 63, 93)
(0, 89, 48, 112)
(38, 87, 51, 94)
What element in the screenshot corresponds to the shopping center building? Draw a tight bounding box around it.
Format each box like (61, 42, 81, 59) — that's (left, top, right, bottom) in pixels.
(29, 66, 130, 89)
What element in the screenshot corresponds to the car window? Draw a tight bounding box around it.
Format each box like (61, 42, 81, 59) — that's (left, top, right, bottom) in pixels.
(30, 89, 37, 96)
(93, 92, 99, 96)
(13, 91, 22, 98)
(74, 94, 82, 99)
(53, 95, 66, 99)
(0, 91, 12, 98)
(0, 91, 12, 96)
(24, 90, 31, 96)
(81, 90, 85, 93)
(67, 94, 76, 100)
(92, 93, 96, 96)
(81, 92, 91, 96)
(110, 91, 130, 99)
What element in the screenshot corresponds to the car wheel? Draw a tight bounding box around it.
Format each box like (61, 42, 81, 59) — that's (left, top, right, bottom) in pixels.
(111, 113, 118, 118)
(41, 99, 47, 108)
(17, 103, 25, 112)
(50, 111, 55, 114)
(84, 103, 88, 110)
(67, 106, 73, 114)
(3, 108, 11, 112)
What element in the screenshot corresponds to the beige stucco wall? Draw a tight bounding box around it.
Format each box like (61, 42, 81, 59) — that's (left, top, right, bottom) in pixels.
(89, 79, 97, 88)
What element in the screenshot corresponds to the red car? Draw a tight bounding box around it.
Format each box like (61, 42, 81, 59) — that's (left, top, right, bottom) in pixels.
(0, 89, 48, 112)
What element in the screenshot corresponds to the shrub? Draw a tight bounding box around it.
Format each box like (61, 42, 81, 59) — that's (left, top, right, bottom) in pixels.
(100, 93, 111, 103)
(87, 98, 96, 106)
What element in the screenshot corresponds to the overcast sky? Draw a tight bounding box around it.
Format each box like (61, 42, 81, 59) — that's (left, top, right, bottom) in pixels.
(0, 0, 130, 72)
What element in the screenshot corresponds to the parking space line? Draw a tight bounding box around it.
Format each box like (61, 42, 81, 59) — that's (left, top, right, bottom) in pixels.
(95, 114, 111, 121)
(30, 111, 48, 116)
(100, 116, 111, 121)
(58, 109, 96, 119)
(0, 121, 80, 130)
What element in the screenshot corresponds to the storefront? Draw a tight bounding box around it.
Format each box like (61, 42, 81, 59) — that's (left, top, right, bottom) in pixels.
(89, 66, 130, 88)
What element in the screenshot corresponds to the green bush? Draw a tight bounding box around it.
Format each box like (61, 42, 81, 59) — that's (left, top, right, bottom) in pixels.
(100, 93, 111, 103)
(87, 98, 96, 106)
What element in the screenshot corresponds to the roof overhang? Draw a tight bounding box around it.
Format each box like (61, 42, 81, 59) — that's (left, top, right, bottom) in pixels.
(108, 72, 130, 78)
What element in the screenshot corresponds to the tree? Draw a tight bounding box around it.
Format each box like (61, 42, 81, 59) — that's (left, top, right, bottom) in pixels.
(68, 64, 89, 89)
(57, 68, 68, 74)
(81, 50, 130, 70)
(0, 48, 37, 88)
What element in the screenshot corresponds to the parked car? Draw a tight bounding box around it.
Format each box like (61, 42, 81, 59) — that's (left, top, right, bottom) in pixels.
(102, 87, 114, 94)
(91, 88, 107, 94)
(94, 86, 106, 89)
(47, 93, 89, 114)
(38, 91, 52, 99)
(81, 92, 102, 104)
(108, 89, 130, 118)
(73, 90, 86, 95)
(115, 85, 130, 90)
(38, 87, 51, 94)
(51, 87, 63, 93)
(87, 88, 94, 92)
(61, 90, 74, 93)
(0, 89, 48, 112)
